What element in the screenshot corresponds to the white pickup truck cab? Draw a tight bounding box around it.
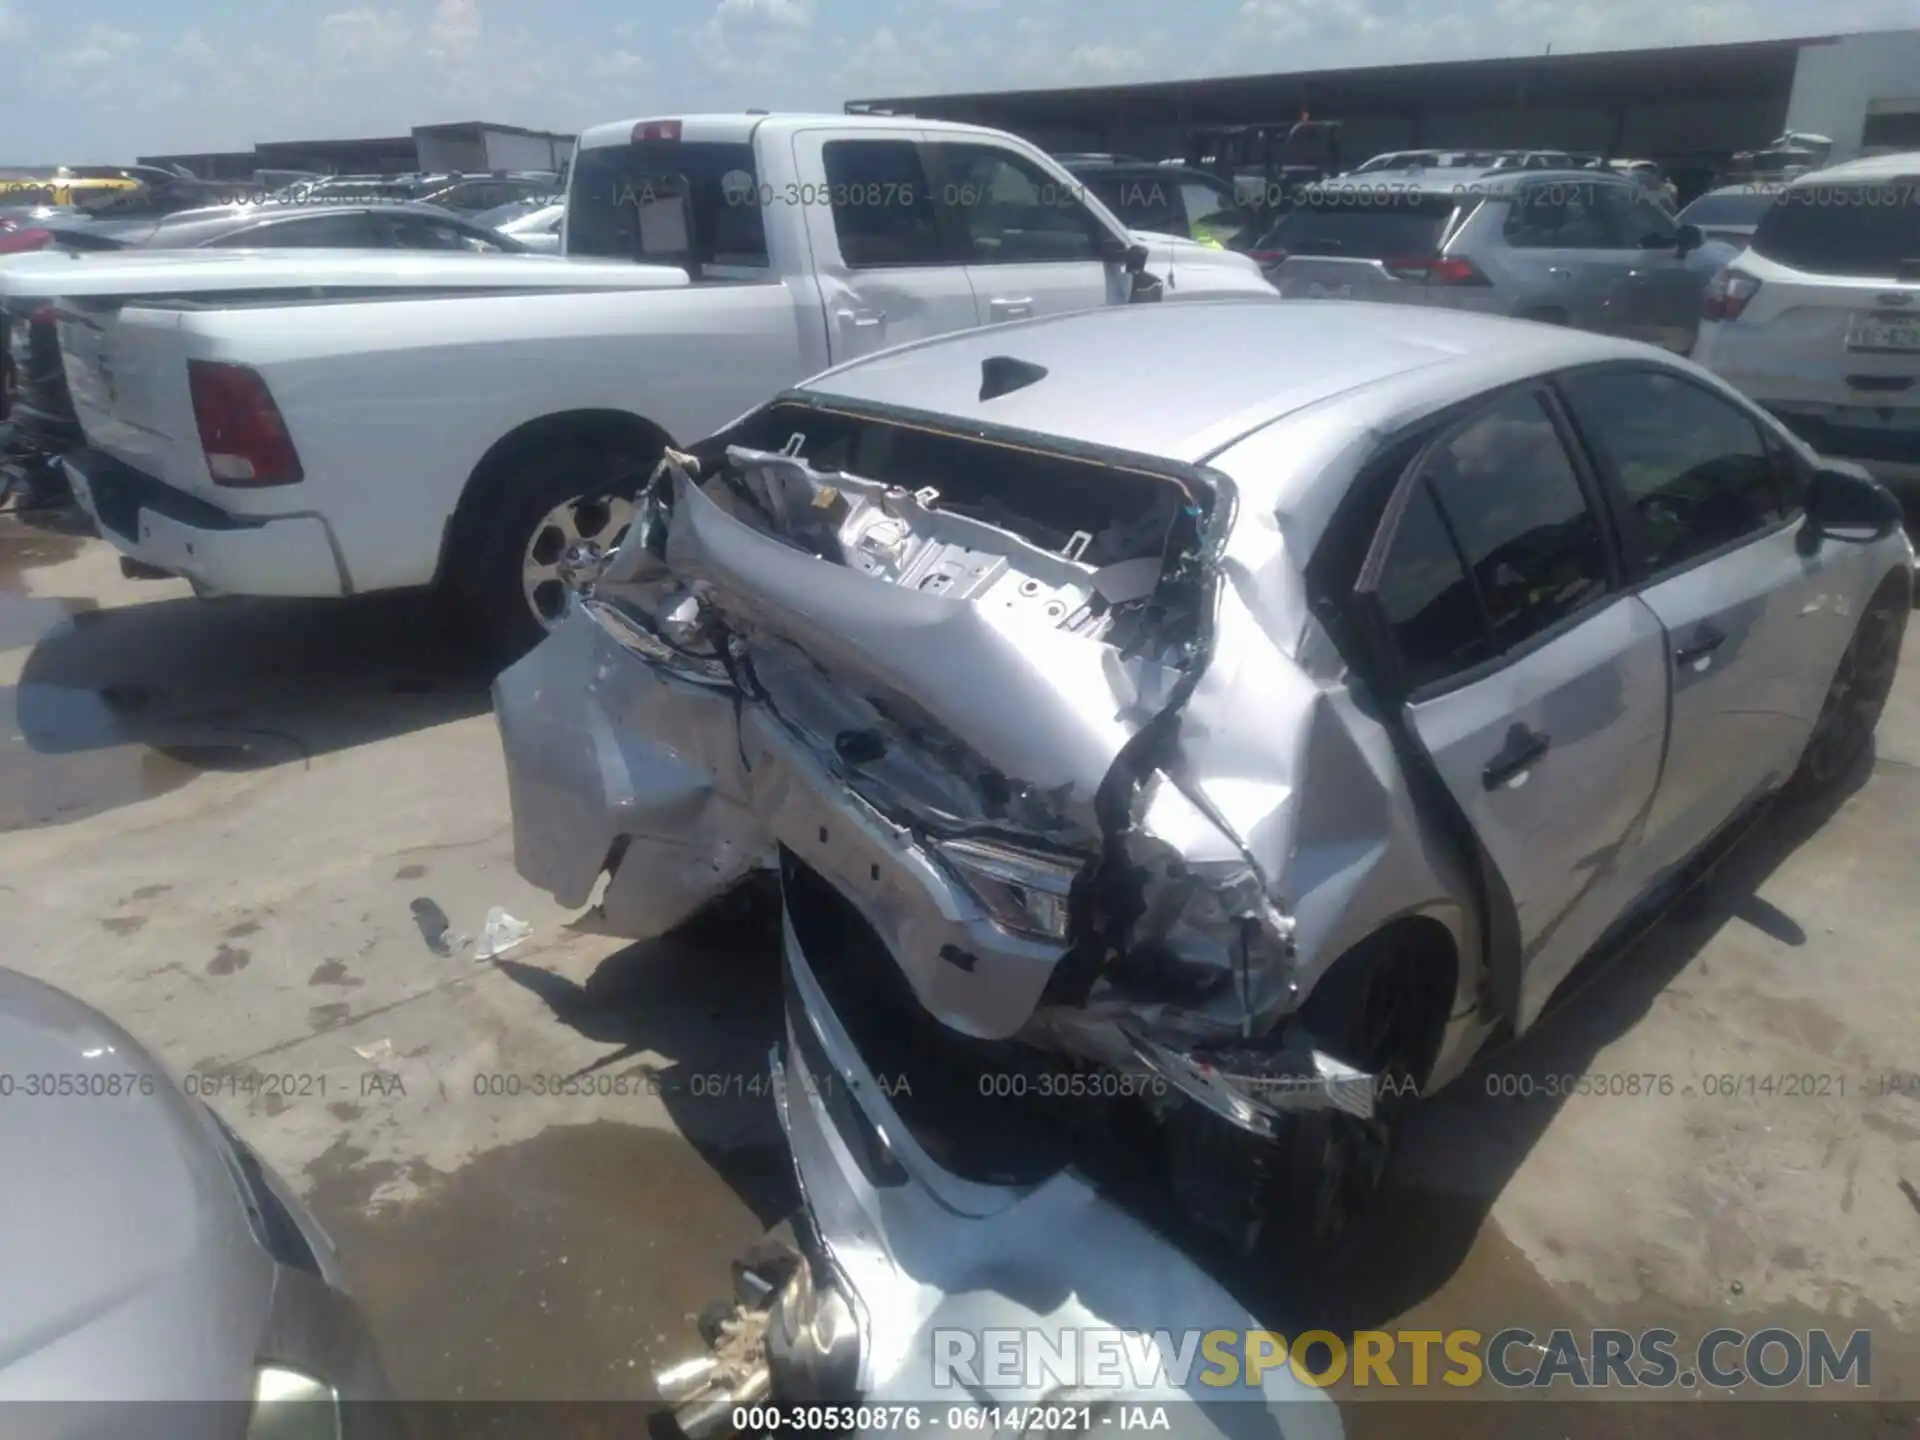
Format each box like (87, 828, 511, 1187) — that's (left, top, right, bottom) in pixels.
(48, 113, 1276, 649)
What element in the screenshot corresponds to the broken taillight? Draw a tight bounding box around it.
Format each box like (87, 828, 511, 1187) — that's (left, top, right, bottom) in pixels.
(187, 360, 304, 487)
(1702, 267, 1762, 323)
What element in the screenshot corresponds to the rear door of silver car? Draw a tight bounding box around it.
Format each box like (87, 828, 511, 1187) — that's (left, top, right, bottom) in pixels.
(1554, 365, 1844, 899)
(1595, 185, 1712, 352)
(1353, 385, 1670, 1031)
(1485, 178, 1631, 332)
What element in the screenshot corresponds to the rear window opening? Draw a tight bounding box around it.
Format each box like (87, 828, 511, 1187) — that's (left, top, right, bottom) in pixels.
(1256, 195, 1464, 261)
(566, 140, 770, 276)
(1750, 181, 1920, 278)
(1680, 191, 1778, 229)
(712, 401, 1206, 571)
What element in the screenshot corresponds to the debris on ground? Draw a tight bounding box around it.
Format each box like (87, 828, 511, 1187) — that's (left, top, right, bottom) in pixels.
(353, 1038, 395, 1064)
(476, 907, 534, 960)
(408, 897, 452, 955)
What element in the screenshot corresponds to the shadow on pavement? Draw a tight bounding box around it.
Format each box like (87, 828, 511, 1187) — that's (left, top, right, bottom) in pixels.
(490, 879, 796, 1230)
(4, 582, 498, 829)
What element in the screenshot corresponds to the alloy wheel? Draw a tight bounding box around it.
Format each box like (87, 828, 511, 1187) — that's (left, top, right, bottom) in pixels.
(521, 493, 636, 630)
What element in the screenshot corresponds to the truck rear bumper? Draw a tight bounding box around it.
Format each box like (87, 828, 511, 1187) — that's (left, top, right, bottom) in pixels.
(63, 448, 348, 598)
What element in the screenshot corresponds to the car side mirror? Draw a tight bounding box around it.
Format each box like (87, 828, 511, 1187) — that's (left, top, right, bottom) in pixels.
(1129, 269, 1165, 303)
(1804, 462, 1903, 545)
(1674, 222, 1704, 257)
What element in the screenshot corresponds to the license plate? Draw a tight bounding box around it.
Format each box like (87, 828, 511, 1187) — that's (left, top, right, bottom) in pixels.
(1307, 282, 1353, 299)
(1847, 314, 1920, 352)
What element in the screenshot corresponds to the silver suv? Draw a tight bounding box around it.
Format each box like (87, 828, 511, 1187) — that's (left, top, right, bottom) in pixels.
(1261, 169, 1737, 352)
(497, 301, 1910, 1269)
(1691, 152, 1920, 496)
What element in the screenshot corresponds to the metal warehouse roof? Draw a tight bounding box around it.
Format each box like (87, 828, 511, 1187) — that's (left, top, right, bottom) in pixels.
(846, 33, 1851, 121)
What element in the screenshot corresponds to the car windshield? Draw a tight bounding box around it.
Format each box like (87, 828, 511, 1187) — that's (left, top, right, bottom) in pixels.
(1749, 178, 1920, 277)
(1257, 194, 1461, 258)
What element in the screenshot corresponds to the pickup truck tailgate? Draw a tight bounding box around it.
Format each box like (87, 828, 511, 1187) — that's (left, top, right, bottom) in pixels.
(59, 302, 193, 483)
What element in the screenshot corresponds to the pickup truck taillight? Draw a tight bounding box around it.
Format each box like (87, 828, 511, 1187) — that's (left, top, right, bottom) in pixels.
(1702, 268, 1762, 323)
(188, 360, 304, 487)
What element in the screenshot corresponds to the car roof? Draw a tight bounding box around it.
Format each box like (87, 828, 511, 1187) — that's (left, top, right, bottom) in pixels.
(145, 199, 480, 242)
(576, 112, 1028, 150)
(1790, 150, 1920, 184)
(1071, 163, 1223, 183)
(794, 298, 1657, 465)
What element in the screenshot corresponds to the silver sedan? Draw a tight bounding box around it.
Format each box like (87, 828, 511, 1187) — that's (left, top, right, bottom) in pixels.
(495, 298, 1908, 1406)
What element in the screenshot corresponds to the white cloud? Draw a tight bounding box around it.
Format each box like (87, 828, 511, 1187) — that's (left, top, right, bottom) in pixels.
(713, 0, 815, 31)
(835, 26, 937, 94)
(320, 7, 411, 61)
(63, 21, 137, 69)
(173, 30, 215, 65)
(1059, 41, 1158, 82)
(589, 48, 650, 79)
(427, 0, 481, 60)
(687, 0, 818, 80)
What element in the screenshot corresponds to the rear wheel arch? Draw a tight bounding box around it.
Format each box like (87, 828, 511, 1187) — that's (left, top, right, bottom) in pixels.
(1298, 913, 1461, 1093)
(435, 408, 673, 589)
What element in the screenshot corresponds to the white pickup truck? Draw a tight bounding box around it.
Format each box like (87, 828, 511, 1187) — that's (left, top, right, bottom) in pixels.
(42, 113, 1276, 650)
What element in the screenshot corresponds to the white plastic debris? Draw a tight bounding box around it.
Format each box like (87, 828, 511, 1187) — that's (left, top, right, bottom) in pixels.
(353, 1039, 394, 1063)
(477, 907, 533, 960)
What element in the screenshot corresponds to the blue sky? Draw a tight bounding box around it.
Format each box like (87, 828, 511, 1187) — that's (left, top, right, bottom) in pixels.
(3, 0, 1918, 164)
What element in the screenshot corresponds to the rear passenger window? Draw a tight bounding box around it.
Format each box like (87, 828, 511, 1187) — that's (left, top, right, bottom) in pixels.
(1374, 390, 1610, 690)
(822, 140, 943, 267)
(1502, 183, 1618, 248)
(1559, 369, 1786, 573)
(1375, 481, 1495, 690)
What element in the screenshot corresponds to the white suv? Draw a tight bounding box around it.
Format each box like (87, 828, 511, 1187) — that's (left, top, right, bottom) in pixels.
(1692, 153, 1920, 493)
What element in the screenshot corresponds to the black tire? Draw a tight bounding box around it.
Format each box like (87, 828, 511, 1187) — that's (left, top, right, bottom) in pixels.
(1166, 929, 1443, 1267)
(1267, 930, 1438, 1264)
(1782, 573, 1908, 802)
(455, 443, 659, 660)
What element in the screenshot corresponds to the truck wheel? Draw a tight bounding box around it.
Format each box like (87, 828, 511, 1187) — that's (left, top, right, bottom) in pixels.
(465, 445, 658, 659)
(1782, 573, 1908, 802)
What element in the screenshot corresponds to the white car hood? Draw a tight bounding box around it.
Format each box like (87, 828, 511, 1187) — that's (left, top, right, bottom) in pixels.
(0, 247, 687, 301)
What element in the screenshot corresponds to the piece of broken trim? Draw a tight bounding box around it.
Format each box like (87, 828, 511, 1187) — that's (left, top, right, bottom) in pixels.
(1122, 1029, 1375, 1136)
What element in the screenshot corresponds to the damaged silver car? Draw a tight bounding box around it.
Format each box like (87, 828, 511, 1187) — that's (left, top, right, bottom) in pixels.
(498, 299, 1910, 1291)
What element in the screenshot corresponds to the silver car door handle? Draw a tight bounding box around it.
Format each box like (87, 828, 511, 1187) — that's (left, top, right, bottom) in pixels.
(1546, 267, 1572, 280)
(990, 297, 1034, 316)
(839, 308, 886, 328)
(1674, 625, 1726, 669)
(1483, 723, 1552, 790)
